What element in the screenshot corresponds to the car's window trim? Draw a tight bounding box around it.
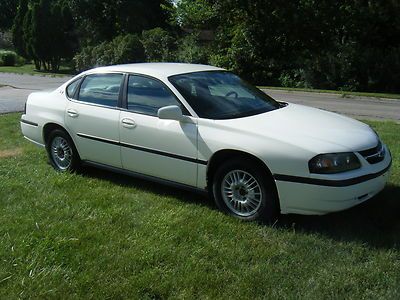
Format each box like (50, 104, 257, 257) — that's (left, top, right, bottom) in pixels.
(66, 72, 126, 111)
(77, 73, 125, 108)
(65, 76, 83, 100)
(122, 73, 193, 118)
(65, 71, 195, 116)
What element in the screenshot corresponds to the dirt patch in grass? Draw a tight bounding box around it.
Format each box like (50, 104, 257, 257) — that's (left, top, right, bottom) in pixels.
(0, 148, 23, 158)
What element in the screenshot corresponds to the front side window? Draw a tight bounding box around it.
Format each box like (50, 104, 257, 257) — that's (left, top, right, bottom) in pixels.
(127, 75, 187, 116)
(78, 73, 123, 107)
(169, 71, 281, 119)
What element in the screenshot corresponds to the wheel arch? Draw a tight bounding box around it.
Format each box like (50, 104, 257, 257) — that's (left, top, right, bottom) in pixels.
(206, 149, 281, 216)
(42, 123, 81, 157)
(43, 123, 67, 144)
(207, 149, 278, 192)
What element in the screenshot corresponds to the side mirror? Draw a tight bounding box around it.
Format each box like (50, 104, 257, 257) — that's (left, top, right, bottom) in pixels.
(157, 105, 183, 121)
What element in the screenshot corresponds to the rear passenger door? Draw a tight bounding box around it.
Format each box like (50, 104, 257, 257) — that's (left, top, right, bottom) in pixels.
(65, 73, 124, 168)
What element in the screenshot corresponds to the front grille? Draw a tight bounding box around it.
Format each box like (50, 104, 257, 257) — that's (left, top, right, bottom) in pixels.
(358, 141, 385, 164)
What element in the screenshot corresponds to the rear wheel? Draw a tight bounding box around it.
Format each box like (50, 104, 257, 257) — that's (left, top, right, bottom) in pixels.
(212, 159, 279, 222)
(46, 129, 80, 172)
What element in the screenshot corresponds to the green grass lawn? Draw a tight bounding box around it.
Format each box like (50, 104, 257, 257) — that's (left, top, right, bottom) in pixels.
(0, 64, 74, 77)
(1, 113, 399, 299)
(259, 86, 400, 100)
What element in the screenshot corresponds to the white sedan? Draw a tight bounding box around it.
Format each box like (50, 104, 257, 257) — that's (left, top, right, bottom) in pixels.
(20, 63, 392, 221)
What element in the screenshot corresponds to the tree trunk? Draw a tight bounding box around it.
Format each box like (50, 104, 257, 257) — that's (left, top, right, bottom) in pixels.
(34, 60, 41, 70)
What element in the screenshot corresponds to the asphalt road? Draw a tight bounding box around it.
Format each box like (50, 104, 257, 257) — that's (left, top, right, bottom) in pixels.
(0, 72, 399, 121)
(0, 73, 71, 114)
(262, 89, 400, 122)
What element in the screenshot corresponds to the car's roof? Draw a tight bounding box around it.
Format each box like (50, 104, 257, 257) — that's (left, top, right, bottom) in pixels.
(84, 63, 225, 77)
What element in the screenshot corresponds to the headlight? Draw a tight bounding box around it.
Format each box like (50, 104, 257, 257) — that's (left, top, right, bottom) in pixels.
(308, 153, 361, 174)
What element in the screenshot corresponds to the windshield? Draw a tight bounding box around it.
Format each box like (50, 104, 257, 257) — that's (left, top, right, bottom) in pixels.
(169, 71, 281, 119)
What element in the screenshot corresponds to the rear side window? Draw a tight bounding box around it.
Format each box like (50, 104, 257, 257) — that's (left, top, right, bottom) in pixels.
(78, 74, 123, 107)
(66, 79, 80, 99)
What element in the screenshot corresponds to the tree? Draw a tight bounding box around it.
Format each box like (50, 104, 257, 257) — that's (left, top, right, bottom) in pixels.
(0, 0, 18, 30)
(69, 0, 174, 43)
(13, 0, 77, 71)
(22, 6, 36, 67)
(74, 34, 145, 71)
(181, 0, 400, 92)
(142, 28, 176, 62)
(175, 0, 218, 29)
(30, 0, 53, 70)
(59, 4, 78, 61)
(176, 33, 210, 64)
(12, 0, 29, 57)
(47, 2, 78, 70)
(116, 0, 173, 34)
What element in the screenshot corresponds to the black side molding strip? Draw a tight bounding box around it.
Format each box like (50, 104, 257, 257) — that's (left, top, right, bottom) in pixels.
(77, 133, 119, 146)
(77, 133, 208, 165)
(20, 119, 38, 127)
(119, 142, 202, 164)
(274, 161, 391, 187)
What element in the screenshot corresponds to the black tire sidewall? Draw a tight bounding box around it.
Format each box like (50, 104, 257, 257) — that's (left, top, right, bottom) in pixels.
(212, 160, 279, 222)
(46, 129, 80, 172)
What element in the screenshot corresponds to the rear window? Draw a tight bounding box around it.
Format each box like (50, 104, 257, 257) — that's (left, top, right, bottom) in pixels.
(78, 74, 123, 107)
(66, 79, 80, 99)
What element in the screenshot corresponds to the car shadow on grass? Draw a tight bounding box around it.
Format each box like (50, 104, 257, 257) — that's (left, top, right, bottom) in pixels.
(82, 166, 400, 249)
(278, 183, 400, 250)
(81, 165, 213, 206)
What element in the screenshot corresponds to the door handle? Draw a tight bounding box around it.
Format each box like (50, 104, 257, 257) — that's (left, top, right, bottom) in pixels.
(121, 118, 136, 128)
(67, 109, 79, 118)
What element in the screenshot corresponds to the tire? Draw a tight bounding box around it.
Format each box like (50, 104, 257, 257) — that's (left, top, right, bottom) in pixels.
(46, 129, 80, 172)
(212, 159, 279, 222)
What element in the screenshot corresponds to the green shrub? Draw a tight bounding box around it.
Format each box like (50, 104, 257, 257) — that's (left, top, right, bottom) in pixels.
(278, 70, 310, 89)
(2, 52, 16, 66)
(141, 28, 176, 62)
(0, 50, 24, 67)
(74, 34, 145, 71)
(176, 33, 211, 64)
(113, 34, 145, 65)
(16, 55, 25, 66)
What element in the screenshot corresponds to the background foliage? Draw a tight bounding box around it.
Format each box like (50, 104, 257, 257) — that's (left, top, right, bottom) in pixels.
(74, 34, 144, 71)
(0, 49, 24, 67)
(1, 0, 399, 92)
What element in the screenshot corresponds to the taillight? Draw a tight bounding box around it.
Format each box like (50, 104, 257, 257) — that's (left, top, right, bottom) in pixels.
(24, 101, 27, 114)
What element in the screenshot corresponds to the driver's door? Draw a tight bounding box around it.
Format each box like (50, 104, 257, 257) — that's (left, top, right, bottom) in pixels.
(119, 75, 199, 187)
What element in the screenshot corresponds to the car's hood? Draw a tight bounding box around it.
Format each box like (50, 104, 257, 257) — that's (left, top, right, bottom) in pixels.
(215, 103, 378, 153)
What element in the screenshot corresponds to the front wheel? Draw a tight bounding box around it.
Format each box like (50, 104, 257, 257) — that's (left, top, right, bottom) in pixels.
(212, 160, 279, 222)
(46, 129, 80, 172)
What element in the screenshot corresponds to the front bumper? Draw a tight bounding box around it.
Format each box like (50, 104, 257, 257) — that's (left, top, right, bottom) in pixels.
(275, 151, 392, 215)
